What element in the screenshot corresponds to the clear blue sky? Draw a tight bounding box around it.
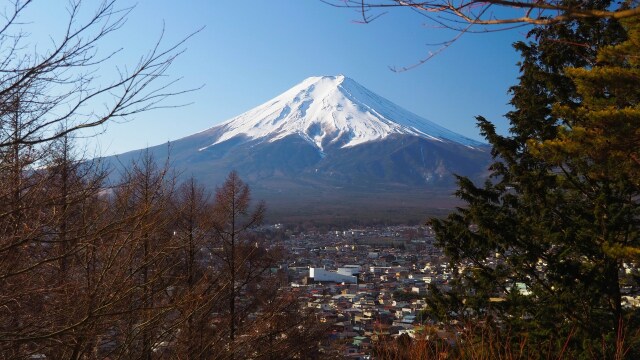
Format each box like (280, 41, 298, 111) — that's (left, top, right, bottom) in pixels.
(26, 0, 527, 155)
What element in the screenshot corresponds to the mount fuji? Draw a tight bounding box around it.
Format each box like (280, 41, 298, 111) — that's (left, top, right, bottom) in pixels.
(109, 75, 491, 222)
(200, 75, 483, 152)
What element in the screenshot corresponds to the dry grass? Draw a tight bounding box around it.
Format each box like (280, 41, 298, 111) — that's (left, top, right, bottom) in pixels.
(371, 319, 638, 360)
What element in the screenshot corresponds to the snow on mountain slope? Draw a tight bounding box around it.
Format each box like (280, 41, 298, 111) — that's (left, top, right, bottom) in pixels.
(199, 75, 483, 152)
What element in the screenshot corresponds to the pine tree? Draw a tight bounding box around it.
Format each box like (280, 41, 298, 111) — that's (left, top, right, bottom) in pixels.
(427, 2, 639, 358)
(530, 12, 640, 335)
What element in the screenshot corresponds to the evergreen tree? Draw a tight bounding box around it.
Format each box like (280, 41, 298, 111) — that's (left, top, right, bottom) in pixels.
(428, 2, 639, 357)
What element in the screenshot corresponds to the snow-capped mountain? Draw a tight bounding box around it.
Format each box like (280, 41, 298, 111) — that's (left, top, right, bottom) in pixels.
(197, 75, 482, 153)
(108, 75, 491, 221)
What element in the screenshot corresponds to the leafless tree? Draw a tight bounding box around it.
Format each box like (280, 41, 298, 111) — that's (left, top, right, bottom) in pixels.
(171, 177, 228, 359)
(0, 132, 110, 358)
(321, 0, 638, 69)
(208, 171, 266, 358)
(0, 0, 197, 356)
(0, 0, 199, 149)
(322, 0, 639, 27)
(105, 150, 180, 359)
(0, 2, 329, 354)
(202, 171, 327, 360)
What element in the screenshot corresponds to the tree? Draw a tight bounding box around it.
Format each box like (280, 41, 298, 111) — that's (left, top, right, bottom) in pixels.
(35, 135, 108, 359)
(322, 0, 639, 27)
(427, 2, 639, 358)
(109, 151, 180, 359)
(207, 171, 325, 360)
(0, 2, 330, 358)
(0, 0, 195, 356)
(322, 0, 639, 68)
(209, 171, 266, 357)
(0, 131, 133, 358)
(0, 0, 197, 149)
(171, 177, 229, 359)
(529, 12, 640, 342)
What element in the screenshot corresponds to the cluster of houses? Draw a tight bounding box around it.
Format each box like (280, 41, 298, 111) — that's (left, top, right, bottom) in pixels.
(278, 226, 453, 359)
(271, 224, 640, 359)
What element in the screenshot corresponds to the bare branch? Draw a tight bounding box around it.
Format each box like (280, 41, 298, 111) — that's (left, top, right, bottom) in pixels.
(321, 0, 638, 67)
(322, 0, 639, 25)
(0, 0, 202, 149)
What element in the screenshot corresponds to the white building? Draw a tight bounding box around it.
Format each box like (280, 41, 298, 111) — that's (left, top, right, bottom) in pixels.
(337, 265, 360, 277)
(310, 267, 357, 284)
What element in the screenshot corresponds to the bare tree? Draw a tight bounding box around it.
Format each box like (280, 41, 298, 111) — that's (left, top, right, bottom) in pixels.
(208, 171, 266, 358)
(203, 171, 328, 360)
(171, 177, 228, 359)
(0, 133, 110, 358)
(321, 0, 638, 69)
(35, 135, 108, 359)
(107, 150, 181, 359)
(0, 0, 198, 356)
(0, 0, 199, 149)
(322, 0, 639, 27)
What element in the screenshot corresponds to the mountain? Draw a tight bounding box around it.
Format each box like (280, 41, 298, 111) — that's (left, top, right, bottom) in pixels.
(201, 75, 482, 151)
(108, 75, 491, 223)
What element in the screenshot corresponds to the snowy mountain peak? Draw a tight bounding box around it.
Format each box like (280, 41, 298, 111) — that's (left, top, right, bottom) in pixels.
(202, 75, 483, 152)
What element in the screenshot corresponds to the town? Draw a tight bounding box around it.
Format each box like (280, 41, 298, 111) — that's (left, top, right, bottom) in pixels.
(270, 225, 449, 359)
(266, 224, 640, 359)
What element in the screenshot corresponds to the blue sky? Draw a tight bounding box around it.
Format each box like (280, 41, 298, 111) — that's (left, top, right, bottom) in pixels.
(25, 0, 527, 155)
